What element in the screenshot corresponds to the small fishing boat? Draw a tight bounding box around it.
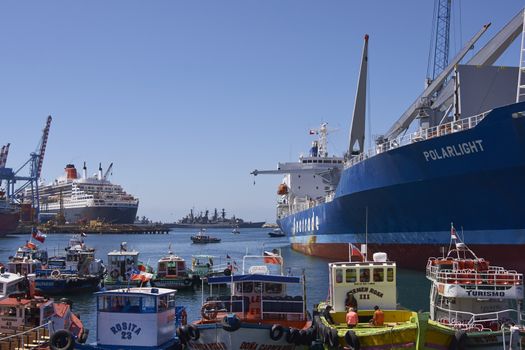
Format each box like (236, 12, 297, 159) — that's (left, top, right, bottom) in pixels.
(76, 287, 186, 350)
(0, 266, 88, 349)
(180, 250, 313, 349)
(104, 242, 153, 290)
(268, 228, 285, 238)
(423, 225, 525, 349)
(232, 227, 240, 234)
(190, 229, 221, 244)
(150, 250, 197, 290)
(191, 255, 233, 281)
(33, 235, 106, 295)
(314, 247, 420, 349)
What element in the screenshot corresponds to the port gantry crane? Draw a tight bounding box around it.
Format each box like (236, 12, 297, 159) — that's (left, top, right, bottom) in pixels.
(0, 116, 52, 222)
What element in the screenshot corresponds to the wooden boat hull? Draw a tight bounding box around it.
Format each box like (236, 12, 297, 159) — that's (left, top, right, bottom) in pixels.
(316, 306, 419, 350)
(424, 319, 525, 350)
(188, 321, 311, 350)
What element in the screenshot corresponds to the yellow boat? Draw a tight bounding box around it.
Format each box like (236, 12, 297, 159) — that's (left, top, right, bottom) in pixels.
(314, 251, 421, 350)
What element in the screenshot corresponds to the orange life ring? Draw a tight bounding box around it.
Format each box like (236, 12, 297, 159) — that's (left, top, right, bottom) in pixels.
(201, 302, 218, 320)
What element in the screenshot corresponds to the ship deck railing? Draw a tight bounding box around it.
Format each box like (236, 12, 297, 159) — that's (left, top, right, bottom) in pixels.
(0, 321, 51, 350)
(433, 304, 522, 331)
(426, 262, 523, 287)
(346, 110, 489, 169)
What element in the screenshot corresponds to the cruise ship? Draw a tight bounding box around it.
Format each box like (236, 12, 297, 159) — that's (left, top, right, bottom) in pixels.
(253, 10, 525, 272)
(34, 163, 139, 224)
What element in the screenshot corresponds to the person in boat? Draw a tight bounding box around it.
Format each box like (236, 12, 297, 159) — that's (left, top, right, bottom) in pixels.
(20, 273, 30, 298)
(345, 292, 358, 311)
(346, 307, 358, 328)
(322, 305, 335, 324)
(370, 305, 384, 326)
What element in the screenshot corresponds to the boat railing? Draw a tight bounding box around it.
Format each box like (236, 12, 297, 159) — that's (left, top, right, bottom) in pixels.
(435, 304, 521, 331)
(0, 321, 51, 349)
(426, 264, 523, 287)
(345, 110, 489, 169)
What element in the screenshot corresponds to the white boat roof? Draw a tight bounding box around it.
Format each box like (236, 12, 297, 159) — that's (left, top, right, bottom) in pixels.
(108, 250, 139, 256)
(96, 287, 175, 297)
(0, 272, 24, 286)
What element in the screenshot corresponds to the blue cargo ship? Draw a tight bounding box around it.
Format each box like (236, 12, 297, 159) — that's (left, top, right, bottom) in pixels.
(253, 10, 525, 272)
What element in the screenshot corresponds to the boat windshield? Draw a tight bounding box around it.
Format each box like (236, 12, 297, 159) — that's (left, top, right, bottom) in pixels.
(98, 293, 176, 314)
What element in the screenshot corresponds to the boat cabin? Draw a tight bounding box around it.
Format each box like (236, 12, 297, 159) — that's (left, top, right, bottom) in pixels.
(95, 288, 180, 348)
(201, 254, 306, 322)
(0, 297, 54, 333)
(328, 253, 397, 312)
(191, 255, 231, 279)
(106, 244, 140, 283)
(7, 257, 41, 276)
(156, 255, 189, 279)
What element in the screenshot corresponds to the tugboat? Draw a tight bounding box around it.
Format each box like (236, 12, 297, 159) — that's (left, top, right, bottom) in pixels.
(33, 235, 106, 295)
(180, 250, 312, 349)
(314, 247, 420, 349)
(150, 249, 196, 290)
(190, 229, 221, 244)
(424, 225, 525, 349)
(104, 242, 153, 289)
(76, 287, 186, 350)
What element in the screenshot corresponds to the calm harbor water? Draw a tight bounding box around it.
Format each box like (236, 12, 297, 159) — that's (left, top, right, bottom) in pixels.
(0, 228, 429, 341)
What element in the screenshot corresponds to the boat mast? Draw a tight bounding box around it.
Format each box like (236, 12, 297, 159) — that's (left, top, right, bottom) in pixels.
(347, 34, 369, 157)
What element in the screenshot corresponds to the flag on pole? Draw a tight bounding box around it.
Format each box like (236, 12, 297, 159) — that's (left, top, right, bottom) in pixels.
(451, 223, 457, 240)
(31, 227, 47, 243)
(130, 267, 153, 282)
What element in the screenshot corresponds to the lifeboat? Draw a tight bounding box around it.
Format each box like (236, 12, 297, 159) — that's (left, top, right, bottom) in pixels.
(277, 183, 288, 195)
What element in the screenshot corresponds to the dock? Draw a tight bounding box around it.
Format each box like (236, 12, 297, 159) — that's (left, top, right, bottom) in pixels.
(12, 223, 170, 235)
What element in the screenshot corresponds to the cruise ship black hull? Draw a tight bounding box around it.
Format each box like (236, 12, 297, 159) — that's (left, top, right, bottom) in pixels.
(42, 206, 138, 224)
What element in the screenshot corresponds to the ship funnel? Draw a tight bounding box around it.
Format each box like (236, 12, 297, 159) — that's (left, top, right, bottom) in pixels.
(83, 162, 87, 179)
(65, 164, 78, 180)
(98, 163, 103, 180)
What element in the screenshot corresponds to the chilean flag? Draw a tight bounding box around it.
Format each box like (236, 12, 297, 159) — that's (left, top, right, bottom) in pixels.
(31, 228, 47, 243)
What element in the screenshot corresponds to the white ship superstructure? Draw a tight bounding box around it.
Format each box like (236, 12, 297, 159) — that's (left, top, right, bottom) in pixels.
(31, 163, 138, 224)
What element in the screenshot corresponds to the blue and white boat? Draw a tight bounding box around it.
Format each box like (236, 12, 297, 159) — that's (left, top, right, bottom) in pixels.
(252, 9, 525, 272)
(182, 251, 312, 349)
(34, 235, 105, 295)
(76, 287, 186, 350)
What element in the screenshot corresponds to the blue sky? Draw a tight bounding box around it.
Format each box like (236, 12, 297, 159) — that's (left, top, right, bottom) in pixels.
(1, 1, 523, 222)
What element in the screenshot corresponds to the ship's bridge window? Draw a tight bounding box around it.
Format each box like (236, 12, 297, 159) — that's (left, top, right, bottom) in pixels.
(158, 295, 174, 312)
(141, 296, 156, 313)
(335, 269, 343, 284)
(264, 283, 283, 294)
(236, 282, 253, 293)
(359, 268, 370, 283)
(345, 269, 357, 283)
(387, 268, 394, 282)
(373, 268, 384, 282)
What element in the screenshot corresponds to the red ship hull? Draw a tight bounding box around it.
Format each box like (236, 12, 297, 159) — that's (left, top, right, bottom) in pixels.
(0, 212, 20, 237)
(291, 242, 525, 273)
